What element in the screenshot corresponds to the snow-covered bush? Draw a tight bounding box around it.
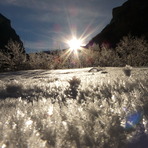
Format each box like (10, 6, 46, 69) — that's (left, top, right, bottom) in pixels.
(116, 35, 148, 66)
(65, 76, 81, 99)
(0, 39, 26, 71)
(0, 68, 148, 147)
(123, 65, 132, 77)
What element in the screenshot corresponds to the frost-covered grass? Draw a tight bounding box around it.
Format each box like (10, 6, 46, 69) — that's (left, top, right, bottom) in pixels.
(0, 67, 148, 148)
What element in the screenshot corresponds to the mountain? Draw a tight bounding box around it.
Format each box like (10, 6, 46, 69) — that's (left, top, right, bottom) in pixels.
(0, 13, 25, 53)
(87, 0, 148, 48)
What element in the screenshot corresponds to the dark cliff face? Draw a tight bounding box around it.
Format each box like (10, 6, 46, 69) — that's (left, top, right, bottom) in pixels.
(0, 13, 25, 53)
(87, 0, 148, 48)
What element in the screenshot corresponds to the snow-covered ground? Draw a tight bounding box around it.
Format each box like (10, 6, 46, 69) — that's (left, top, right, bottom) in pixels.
(0, 67, 147, 89)
(0, 67, 148, 148)
(0, 66, 147, 80)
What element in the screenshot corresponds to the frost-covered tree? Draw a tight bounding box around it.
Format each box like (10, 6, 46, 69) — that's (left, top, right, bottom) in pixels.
(116, 35, 148, 66)
(0, 39, 26, 70)
(90, 43, 101, 51)
(99, 47, 120, 66)
(28, 52, 53, 69)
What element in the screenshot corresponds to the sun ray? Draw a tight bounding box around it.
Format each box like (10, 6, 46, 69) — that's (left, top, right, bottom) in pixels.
(79, 18, 96, 41)
(60, 48, 73, 65)
(59, 8, 106, 66)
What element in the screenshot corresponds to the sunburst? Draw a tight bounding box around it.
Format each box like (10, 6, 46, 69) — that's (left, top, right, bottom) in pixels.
(60, 17, 102, 66)
(67, 37, 83, 51)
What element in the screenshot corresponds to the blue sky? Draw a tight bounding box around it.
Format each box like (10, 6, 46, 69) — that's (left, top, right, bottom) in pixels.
(0, 0, 127, 53)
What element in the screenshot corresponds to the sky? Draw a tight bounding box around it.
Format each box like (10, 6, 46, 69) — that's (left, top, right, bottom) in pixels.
(0, 0, 127, 53)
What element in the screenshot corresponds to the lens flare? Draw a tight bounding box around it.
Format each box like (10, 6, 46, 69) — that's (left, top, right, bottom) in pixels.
(125, 112, 142, 129)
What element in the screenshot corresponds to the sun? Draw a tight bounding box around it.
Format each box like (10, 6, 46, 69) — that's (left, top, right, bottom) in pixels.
(68, 37, 83, 50)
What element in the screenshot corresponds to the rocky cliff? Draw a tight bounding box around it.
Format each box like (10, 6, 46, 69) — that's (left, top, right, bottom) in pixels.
(87, 0, 148, 48)
(0, 13, 25, 53)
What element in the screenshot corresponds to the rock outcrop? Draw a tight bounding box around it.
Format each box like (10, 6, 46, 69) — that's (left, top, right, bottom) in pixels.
(0, 13, 25, 53)
(87, 0, 148, 48)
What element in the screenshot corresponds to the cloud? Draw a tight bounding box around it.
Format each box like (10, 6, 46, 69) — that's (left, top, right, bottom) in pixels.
(24, 40, 51, 52)
(1, 0, 107, 16)
(24, 37, 69, 53)
(21, 9, 107, 52)
(0, 0, 65, 12)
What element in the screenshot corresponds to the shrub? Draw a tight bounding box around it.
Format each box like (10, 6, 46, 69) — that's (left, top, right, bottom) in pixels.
(123, 65, 132, 77)
(116, 35, 148, 66)
(65, 76, 81, 99)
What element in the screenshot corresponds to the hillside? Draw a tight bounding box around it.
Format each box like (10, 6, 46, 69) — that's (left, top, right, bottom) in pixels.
(0, 13, 25, 53)
(87, 0, 148, 48)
